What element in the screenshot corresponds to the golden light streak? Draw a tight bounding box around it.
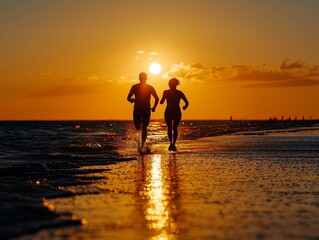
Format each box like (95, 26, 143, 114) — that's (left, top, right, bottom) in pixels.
(140, 154, 178, 240)
(146, 155, 169, 231)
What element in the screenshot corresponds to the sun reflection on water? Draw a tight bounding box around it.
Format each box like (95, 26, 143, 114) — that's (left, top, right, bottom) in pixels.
(138, 154, 178, 240)
(147, 155, 169, 230)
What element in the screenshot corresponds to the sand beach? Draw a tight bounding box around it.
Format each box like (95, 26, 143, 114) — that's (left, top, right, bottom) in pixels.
(0, 122, 319, 240)
(7, 122, 318, 240)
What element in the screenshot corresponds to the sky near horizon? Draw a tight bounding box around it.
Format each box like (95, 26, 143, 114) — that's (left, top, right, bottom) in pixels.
(1, 0, 319, 120)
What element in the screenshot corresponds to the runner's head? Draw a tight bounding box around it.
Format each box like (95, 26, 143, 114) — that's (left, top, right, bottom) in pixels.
(168, 78, 180, 89)
(139, 72, 148, 83)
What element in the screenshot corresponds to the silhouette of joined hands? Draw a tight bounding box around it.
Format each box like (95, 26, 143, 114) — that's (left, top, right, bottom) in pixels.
(129, 98, 135, 103)
(183, 106, 188, 110)
(151, 107, 156, 112)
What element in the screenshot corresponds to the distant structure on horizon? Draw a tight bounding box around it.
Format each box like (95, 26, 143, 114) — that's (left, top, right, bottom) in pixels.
(227, 115, 315, 121)
(268, 115, 314, 121)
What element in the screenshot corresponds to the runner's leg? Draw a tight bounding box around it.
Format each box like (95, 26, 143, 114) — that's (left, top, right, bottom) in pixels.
(141, 110, 151, 147)
(165, 111, 173, 147)
(172, 111, 181, 146)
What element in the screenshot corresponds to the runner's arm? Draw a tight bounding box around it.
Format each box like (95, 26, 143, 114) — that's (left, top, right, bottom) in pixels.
(160, 91, 166, 104)
(151, 88, 159, 111)
(127, 86, 135, 103)
(181, 92, 189, 110)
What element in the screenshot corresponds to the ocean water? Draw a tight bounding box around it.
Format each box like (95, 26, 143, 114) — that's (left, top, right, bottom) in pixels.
(2, 120, 317, 165)
(0, 120, 319, 239)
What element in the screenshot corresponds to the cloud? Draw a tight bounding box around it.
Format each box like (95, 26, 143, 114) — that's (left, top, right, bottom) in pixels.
(109, 75, 136, 85)
(61, 76, 94, 82)
(279, 59, 304, 70)
(226, 68, 291, 82)
(136, 50, 160, 61)
(28, 73, 130, 97)
(163, 62, 215, 83)
(28, 84, 103, 97)
(149, 52, 158, 56)
(42, 70, 53, 76)
(163, 60, 319, 87)
(88, 75, 99, 81)
(242, 79, 319, 88)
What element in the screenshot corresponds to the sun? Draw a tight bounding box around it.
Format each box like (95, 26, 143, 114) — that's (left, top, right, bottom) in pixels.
(149, 62, 162, 75)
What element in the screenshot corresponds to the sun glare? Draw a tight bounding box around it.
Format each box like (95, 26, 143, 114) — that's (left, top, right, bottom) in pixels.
(149, 62, 162, 75)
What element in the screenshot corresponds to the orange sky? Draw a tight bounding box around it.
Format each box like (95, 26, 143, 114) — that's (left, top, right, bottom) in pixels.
(1, 1, 319, 120)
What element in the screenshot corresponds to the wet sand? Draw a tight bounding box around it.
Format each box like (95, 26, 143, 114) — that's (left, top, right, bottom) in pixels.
(19, 132, 319, 240)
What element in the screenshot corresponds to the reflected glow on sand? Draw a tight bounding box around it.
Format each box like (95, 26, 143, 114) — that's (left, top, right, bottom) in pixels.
(141, 154, 177, 240)
(146, 155, 168, 230)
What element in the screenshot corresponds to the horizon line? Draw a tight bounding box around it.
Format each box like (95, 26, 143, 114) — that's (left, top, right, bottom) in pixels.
(1, 118, 318, 122)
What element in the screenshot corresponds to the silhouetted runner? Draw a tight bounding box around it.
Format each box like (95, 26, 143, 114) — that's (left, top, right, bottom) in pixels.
(160, 78, 189, 151)
(127, 72, 159, 148)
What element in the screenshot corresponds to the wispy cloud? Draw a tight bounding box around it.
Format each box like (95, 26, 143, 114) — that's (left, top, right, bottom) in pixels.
(61, 76, 97, 82)
(163, 59, 319, 87)
(115, 75, 136, 84)
(28, 84, 103, 97)
(279, 59, 304, 70)
(28, 84, 103, 98)
(149, 52, 158, 56)
(6, 71, 117, 98)
(136, 50, 160, 61)
(28, 72, 132, 97)
(41, 70, 53, 76)
(163, 62, 219, 83)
